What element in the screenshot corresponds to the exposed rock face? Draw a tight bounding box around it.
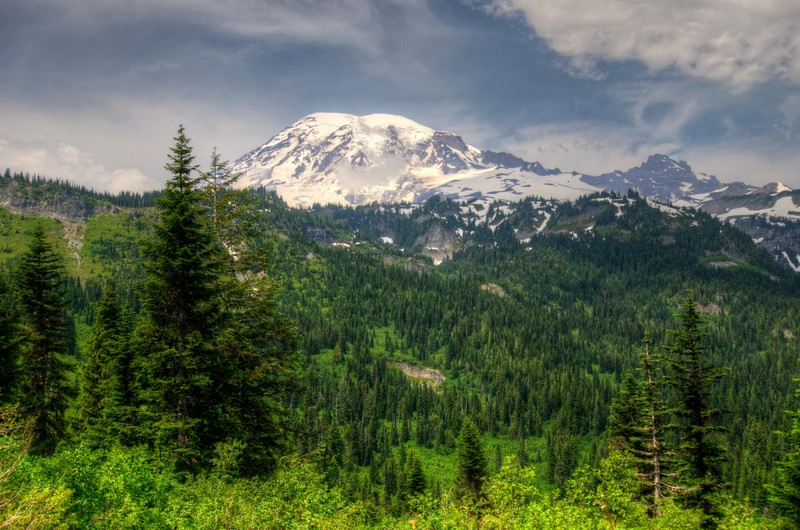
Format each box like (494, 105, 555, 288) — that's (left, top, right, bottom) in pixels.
(393, 362, 445, 386)
(480, 283, 506, 297)
(304, 225, 334, 245)
(412, 223, 459, 264)
(584, 154, 722, 203)
(231, 112, 596, 208)
(0, 180, 115, 223)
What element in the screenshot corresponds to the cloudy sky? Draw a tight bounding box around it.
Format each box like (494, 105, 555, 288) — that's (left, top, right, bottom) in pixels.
(2, 0, 799, 192)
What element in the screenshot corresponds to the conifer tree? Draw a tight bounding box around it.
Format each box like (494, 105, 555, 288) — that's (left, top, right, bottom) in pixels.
(15, 223, 72, 454)
(768, 380, 800, 525)
(638, 336, 669, 517)
(134, 127, 300, 474)
(196, 148, 260, 270)
(217, 272, 301, 474)
(456, 417, 487, 499)
(607, 371, 646, 452)
(607, 336, 669, 517)
(665, 294, 727, 527)
(134, 126, 227, 469)
(0, 273, 21, 403)
(77, 285, 133, 446)
(404, 451, 426, 498)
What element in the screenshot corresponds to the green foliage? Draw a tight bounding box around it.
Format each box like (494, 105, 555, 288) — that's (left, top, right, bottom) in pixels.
(665, 293, 728, 527)
(455, 417, 487, 499)
(595, 451, 649, 527)
(483, 456, 539, 529)
(196, 148, 262, 271)
(165, 455, 368, 529)
(133, 126, 229, 469)
(15, 223, 73, 455)
(0, 405, 71, 529)
(769, 380, 800, 525)
(0, 273, 21, 403)
(26, 444, 175, 528)
(76, 286, 135, 447)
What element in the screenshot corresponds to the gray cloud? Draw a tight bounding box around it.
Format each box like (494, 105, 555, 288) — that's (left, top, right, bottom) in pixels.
(0, 135, 155, 193)
(1, 0, 798, 192)
(487, 0, 800, 91)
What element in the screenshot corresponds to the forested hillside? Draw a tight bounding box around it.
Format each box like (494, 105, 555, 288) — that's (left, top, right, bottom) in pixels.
(2, 132, 800, 528)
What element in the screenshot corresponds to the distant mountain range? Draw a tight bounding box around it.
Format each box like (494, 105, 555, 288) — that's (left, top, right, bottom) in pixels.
(232, 113, 800, 270)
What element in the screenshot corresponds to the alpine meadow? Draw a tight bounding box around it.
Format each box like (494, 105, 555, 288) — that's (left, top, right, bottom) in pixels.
(1, 120, 800, 529)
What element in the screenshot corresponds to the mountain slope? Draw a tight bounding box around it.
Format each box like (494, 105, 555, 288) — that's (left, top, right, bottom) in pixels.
(583, 154, 722, 203)
(232, 113, 599, 207)
(231, 113, 800, 269)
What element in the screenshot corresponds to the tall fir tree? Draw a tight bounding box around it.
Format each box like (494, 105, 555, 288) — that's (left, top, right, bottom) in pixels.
(404, 451, 426, 498)
(133, 126, 227, 469)
(0, 272, 21, 403)
(195, 148, 261, 271)
(15, 223, 72, 454)
(77, 285, 133, 447)
(607, 371, 646, 452)
(665, 294, 727, 528)
(607, 335, 670, 517)
(638, 336, 669, 517)
(768, 380, 800, 525)
(456, 417, 487, 499)
(217, 270, 302, 474)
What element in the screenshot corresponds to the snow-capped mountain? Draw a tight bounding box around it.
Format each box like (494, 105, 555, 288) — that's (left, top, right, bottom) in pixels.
(233, 112, 800, 269)
(587, 156, 800, 269)
(232, 113, 599, 208)
(582, 154, 722, 204)
(674, 182, 800, 270)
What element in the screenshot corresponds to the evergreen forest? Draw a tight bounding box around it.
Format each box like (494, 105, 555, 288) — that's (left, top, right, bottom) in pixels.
(3, 128, 800, 528)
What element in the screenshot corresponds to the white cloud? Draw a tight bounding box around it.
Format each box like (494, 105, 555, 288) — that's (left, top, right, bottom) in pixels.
(0, 91, 291, 193)
(0, 136, 156, 193)
(500, 121, 680, 175)
(496, 120, 800, 187)
(487, 0, 800, 91)
(21, 0, 431, 58)
(682, 143, 800, 186)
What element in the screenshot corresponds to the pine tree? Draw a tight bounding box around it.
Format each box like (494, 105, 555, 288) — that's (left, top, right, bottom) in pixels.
(195, 148, 260, 270)
(77, 285, 133, 447)
(404, 451, 426, 498)
(0, 273, 21, 403)
(456, 417, 487, 499)
(608, 336, 670, 517)
(217, 272, 301, 474)
(638, 336, 669, 517)
(15, 223, 72, 454)
(134, 126, 227, 469)
(664, 294, 727, 528)
(768, 380, 800, 525)
(607, 371, 646, 452)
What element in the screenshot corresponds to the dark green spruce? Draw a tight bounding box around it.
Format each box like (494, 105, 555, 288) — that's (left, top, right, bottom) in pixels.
(0, 272, 21, 403)
(133, 126, 228, 469)
(76, 285, 134, 447)
(456, 417, 487, 499)
(15, 223, 72, 455)
(768, 380, 800, 525)
(665, 293, 727, 528)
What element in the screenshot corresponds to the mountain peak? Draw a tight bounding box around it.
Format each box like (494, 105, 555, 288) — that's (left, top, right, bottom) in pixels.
(642, 154, 692, 173)
(583, 153, 722, 203)
(232, 113, 596, 207)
